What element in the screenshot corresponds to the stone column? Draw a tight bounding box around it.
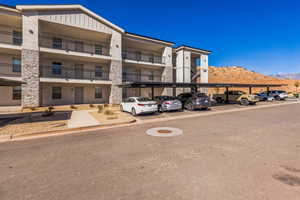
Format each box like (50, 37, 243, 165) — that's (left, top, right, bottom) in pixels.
(109, 30, 122, 104)
(162, 46, 173, 96)
(21, 11, 40, 107)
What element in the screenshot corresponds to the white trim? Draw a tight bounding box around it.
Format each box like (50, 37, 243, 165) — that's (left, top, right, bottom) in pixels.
(175, 46, 211, 55)
(16, 5, 124, 33)
(125, 33, 174, 46)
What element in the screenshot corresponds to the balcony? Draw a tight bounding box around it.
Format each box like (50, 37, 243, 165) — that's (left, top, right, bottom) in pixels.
(122, 50, 165, 64)
(0, 62, 21, 77)
(0, 29, 22, 48)
(39, 35, 110, 57)
(40, 65, 110, 81)
(122, 71, 162, 83)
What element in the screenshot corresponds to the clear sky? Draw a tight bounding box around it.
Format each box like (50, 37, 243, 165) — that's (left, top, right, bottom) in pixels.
(2, 0, 300, 75)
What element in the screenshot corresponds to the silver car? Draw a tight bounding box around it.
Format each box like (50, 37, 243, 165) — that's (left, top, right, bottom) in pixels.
(154, 96, 182, 112)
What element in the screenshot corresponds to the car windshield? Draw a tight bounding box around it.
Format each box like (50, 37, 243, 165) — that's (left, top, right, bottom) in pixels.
(137, 97, 152, 102)
(277, 91, 286, 93)
(160, 96, 176, 100)
(196, 93, 208, 97)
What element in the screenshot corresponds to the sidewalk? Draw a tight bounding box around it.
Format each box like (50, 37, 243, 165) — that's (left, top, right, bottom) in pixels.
(68, 110, 100, 128)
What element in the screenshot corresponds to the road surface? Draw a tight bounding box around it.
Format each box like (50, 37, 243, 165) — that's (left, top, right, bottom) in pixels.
(1, 103, 300, 200)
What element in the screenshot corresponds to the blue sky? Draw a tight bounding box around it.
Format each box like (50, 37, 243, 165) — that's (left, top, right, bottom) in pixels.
(2, 0, 300, 75)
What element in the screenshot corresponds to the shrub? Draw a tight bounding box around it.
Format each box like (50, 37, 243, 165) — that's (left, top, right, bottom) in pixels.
(294, 93, 300, 98)
(97, 105, 104, 113)
(89, 104, 95, 108)
(42, 108, 54, 117)
(70, 105, 77, 109)
(104, 109, 114, 115)
(104, 104, 109, 108)
(30, 107, 36, 111)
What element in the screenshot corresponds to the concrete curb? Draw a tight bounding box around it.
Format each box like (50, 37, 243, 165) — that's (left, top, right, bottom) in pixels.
(2, 100, 299, 143)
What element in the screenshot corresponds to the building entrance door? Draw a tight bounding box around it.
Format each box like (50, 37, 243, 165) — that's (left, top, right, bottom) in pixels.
(75, 87, 84, 104)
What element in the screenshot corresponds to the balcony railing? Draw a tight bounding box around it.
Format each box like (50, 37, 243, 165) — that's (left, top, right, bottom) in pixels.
(40, 65, 110, 81)
(0, 30, 22, 46)
(39, 35, 110, 56)
(0, 63, 21, 77)
(122, 71, 162, 82)
(122, 50, 165, 64)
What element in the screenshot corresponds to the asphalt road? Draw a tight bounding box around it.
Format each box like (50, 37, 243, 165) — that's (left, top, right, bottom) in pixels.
(1, 103, 300, 200)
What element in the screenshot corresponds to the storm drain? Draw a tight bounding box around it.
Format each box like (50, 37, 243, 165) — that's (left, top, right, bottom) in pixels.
(146, 127, 183, 137)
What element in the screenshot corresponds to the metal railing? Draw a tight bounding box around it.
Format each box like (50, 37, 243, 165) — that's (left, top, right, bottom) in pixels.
(39, 35, 110, 56)
(0, 30, 22, 46)
(122, 50, 165, 64)
(122, 72, 162, 82)
(40, 65, 110, 81)
(0, 63, 21, 77)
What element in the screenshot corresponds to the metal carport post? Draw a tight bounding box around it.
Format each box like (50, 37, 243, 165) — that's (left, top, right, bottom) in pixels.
(225, 87, 229, 103)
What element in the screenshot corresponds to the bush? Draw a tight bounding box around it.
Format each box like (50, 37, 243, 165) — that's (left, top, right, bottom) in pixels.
(42, 109, 54, 117)
(30, 107, 36, 111)
(104, 104, 109, 108)
(70, 105, 77, 109)
(104, 109, 114, 115)
(97, 105, 104, 113)
(89, 104, 95, 108)
(294, 93, 299, 98)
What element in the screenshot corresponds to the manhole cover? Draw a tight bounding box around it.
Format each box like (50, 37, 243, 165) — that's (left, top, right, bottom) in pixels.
(146, 127, 183, 137)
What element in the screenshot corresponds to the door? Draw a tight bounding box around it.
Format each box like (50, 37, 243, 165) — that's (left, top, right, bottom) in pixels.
(75, 87, 84, 104)
(75, 64, 83, 79)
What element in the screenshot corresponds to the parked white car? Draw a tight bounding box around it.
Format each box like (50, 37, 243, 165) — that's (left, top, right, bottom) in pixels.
(120, 97, 158, 116)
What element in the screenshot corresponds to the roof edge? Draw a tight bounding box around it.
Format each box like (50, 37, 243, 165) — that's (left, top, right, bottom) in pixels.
(16, 4, 124, 33)
(125, 32, 175, 46)
(0, 4, 20, 13)
(175, 45, 212, 54)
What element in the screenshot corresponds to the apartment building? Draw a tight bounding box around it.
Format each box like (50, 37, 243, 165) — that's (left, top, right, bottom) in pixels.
(0, 4, 211, 107)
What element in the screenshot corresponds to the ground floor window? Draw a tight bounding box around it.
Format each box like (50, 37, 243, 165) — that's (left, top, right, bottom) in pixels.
(52, 87, 62, 99)
(95, 87, 102, 99)
(12, 86, 21, 100)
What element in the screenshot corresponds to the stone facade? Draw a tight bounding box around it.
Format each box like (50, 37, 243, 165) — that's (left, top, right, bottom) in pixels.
(21, 49, 40, 107)
(109, 60, 122, 104)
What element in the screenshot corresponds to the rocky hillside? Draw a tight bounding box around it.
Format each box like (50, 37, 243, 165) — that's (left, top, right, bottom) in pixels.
(208, 66, 300, 94)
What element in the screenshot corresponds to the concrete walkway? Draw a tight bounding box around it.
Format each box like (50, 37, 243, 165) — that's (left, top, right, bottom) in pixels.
(68, 110, 100, 128)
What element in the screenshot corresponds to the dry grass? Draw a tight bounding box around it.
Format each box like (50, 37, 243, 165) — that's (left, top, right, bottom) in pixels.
(90, 110, 135, 125)
(0, 112, 70, 136)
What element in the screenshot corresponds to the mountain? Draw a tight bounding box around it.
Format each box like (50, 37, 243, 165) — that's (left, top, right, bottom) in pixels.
(271, 73, 300, 80)
(208, 66, 300, 94)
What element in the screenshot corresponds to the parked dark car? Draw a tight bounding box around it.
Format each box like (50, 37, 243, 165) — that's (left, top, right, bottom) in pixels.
(154, 96, 182, 112)
(177, 92, 211, 111)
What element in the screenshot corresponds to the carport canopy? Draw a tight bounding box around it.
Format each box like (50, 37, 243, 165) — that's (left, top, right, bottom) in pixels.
(119, 81, 286, 102)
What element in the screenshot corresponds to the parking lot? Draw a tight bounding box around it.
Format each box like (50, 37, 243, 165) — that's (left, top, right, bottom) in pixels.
(136, 98, 299, 121)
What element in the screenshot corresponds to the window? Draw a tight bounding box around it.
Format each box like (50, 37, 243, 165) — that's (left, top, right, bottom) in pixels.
(95, 44, 102, 55)
(52, 87, 62, 99)
(135, 51, 142, 61)
(12, 58, 21, 73)
(12, 31, 22, 45)
(148, 71, 154, 81)
(52, 62, 62, 75)
(12, 86, 21, 100)
(52, 37, 62, 49)
(95, 87, 103, 99)
(75, 41, 83, 52)
(95, 66, 103, 77)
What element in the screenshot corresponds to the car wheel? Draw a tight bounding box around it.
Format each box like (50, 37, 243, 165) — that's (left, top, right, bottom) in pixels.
(216, 97, 223, 104)
(240, 98, 249, 106)
(158, 106, 163, 113)
(131, 108, 137, 116)
(275, 96, 281, 101)
(186, 103, 194, 111)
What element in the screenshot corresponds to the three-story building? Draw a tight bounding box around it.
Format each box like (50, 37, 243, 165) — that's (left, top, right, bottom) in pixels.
(0, 4, 211, 107)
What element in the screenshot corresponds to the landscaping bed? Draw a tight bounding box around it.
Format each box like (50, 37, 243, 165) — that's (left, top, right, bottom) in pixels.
(0, 111, 71, 136)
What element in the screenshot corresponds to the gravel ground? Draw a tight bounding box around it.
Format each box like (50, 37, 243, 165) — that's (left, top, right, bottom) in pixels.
(0, 111, 71, 136)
